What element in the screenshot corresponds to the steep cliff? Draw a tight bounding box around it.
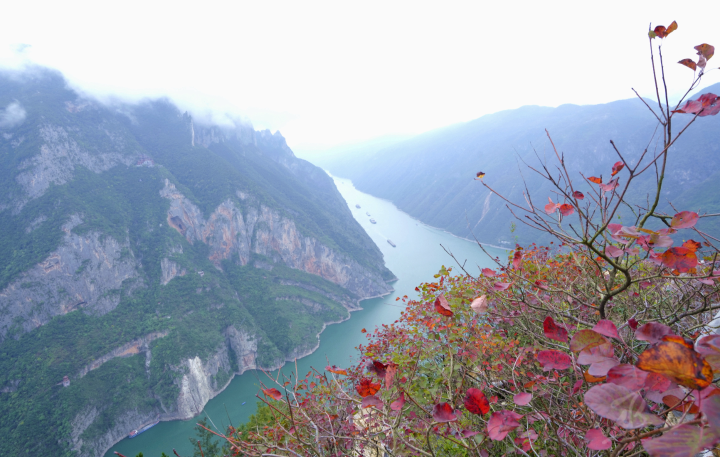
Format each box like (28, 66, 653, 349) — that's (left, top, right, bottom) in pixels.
(0, 69, 394, 457)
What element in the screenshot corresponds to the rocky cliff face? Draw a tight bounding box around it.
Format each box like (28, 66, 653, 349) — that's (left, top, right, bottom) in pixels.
(0, 215, 140, 342)
(160, 179, 392, 298)
(14, 124, 134, 209)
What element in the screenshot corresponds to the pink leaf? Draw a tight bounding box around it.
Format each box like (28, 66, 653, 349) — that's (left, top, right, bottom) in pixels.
(390, 392, 406, 411)
(635, 323, 674, 344)
(607, 364, 649, 391)
(544, 197, 559, 214)
(543, 316, 569, 342)
(584, 384, 664, 429)
(481, 268, 496, 277)
(434, 294, 453, 317)
(585, 428, 612, 451)
(513, 392, 532, 406)
(592, 320, 619, 339)
(605, 244, 624, 258)
(493, 282, 512, 291)
(599, 178, 619, 193)
(470, 295, 488, 314)
(512, 250, 522, 269)
(537, 350, 572, 371)
(487, 410, 523, 441)
(643, 423, 720, 456)
(432, 402, 458, 422)
(700, 393, 720, 429)
(670, 211, 699, 229)
(644, 372, 672, 393)
(361, 394, 383, 409)
(573, 191, 584, 200)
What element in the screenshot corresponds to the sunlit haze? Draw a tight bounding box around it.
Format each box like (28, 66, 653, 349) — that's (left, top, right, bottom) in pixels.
(1, 0, 718, 156)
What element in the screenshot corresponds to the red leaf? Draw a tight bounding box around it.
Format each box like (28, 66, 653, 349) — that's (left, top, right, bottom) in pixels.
(464, 388, 490, 415)
(481, 268, 496, 277)
(611, 161, 625, 176)
(432, 402, 458, 422)
(628, 318, 639, 330)
(390, 392, 406, 411)
(512, 250, 522, 269)
(588, 176, 603, 184)
(325, 365, 348, 376)
(695, 43, 715, 61)
(678, 58, 697, 71)
(670, 211, 699, 229)
(356, 378, 381, 397)
(644, 372, 672, 392)
(592, 320, 619, 339)
(570, 329, 608, 352)
(660, 247, 698, 273)
(543, 316, 568, 343)
(573, 191, 584, 200)
(513, 392, 532, 406)
(262, 388, 283, 400)
(559, 203, 574, 216)
(607, 364, 649, 391)
(487, 410, 523, 441)
(470, 295, 488, 314)
(537, 350, 572, 371)
(367, 360, 387, 378)
(643, 423, 720, 456)
(385, 363, 398, 389)
(584, 384, 664, 429)
(585, 428, 612, 451)
(493, 282, 512, 291)
(570, 379, 583, 396)
(434, 294, 453, 317)
(635, 322, 674, 344)
(361, 394, 383, 409)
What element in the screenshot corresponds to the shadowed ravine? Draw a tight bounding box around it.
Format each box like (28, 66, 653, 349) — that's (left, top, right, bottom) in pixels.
(105, 175, 504, 457)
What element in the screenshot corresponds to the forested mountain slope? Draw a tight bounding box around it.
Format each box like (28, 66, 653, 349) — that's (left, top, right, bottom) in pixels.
(0, 68, 394, 457)
(320, 83, 720, 246)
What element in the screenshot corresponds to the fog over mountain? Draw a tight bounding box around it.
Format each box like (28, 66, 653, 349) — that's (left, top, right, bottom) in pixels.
(319, 83, 720, 246)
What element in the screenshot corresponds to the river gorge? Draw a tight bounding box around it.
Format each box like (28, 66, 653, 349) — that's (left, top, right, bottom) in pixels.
(105, 175, 504, 457)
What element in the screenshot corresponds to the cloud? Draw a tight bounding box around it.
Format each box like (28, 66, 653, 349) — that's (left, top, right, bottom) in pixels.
(0, 101, 26, 129)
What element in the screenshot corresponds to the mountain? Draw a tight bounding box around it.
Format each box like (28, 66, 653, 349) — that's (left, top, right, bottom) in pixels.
(0, 68, 394, 457)
(319, 83, 720, 246)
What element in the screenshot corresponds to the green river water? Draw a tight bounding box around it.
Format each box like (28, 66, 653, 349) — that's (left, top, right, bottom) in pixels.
(105, 175, 505, 457)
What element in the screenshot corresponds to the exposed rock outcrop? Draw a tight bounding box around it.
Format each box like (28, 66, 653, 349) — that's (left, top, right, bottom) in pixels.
(14, 125, 134, 207)
(160, 258, 186, 285)
(160, 179, 391, 298)
(75, 331, 168, 379)
(0, 215, 140, 342)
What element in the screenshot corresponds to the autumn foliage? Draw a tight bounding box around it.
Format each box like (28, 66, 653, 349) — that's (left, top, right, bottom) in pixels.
(198, 22, 720, 457)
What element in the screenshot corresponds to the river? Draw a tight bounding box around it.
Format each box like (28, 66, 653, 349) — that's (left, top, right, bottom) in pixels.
(106, 175, 504, 457)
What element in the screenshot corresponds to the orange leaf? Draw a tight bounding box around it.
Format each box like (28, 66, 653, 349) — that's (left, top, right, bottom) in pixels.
(660, 247, 698, 273)
(636, 340, 713, 390)
(588, 176, 603, 184)
(695, 43, 715, 61)
(611, 161, 624, 176)
(325, 365, 348, 376)
(356, 378, 381, 397)
(682, 239, 701, 252)
(678, 59, 697, 71)
(583, 370, 606, 383)
(262, 388, 283, 400)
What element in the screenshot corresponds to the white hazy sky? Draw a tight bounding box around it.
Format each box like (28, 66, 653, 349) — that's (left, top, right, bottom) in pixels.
(1, 0, 719, 155)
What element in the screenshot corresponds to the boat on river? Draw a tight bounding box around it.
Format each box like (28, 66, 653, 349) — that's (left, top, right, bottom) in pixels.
(370, 219, 376, 224)
(355, 204, 361, 209)
(129, 419, 159, 438)
(387, 240, 396, 247)
(366, 212, 370, 216)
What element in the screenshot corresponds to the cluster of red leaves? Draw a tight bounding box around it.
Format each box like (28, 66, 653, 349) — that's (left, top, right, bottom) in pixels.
(206, 22, 720, 457)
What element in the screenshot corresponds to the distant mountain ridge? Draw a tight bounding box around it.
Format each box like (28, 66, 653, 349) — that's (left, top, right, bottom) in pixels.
(319, 83, 720, 246)
(0, 68, 394, 457)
